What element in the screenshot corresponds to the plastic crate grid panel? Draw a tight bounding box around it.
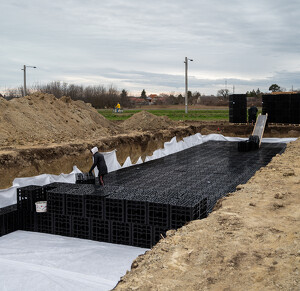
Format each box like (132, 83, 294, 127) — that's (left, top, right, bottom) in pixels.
(85, 195, 104, 220)
(17, 186, 46, 212)
(0, 211, 19, 236)
(170, 204, 197, 229)
(34, 213, 54, 234)
(0, 204, 17, 215)
(105, 198, 125, 222)
(91, 219, 110, 242)
(47, 191, 66, 215)
(190, 201, 201, 220)
(126, 200, 148, 224)
(199, 198, 208, 218)
(0, 206, 18, 236)
(72, 216, 91, 239)
(132, 224, 153, 248)
(262, 93, 300, 124)
(43, 182, 70, 192)
(75, 173, 95, 184)
(0, 214, 3, 237)
(66, 194, 85, 217)
(148, 202, 170, 228)
(110, 221, 132, 246)
(18, 210, 35, 231)
(53, 214, 72, 237)
(76, 180, 95, 185)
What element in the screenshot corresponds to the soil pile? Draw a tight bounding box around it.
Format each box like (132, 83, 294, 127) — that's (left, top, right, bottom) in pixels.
(114, 138, 300, 291)
(121, 110, 177, 132)
(0, 93, 119, 147)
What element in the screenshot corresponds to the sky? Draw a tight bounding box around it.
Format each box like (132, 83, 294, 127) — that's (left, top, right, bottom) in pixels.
(1, 0, 300, 96)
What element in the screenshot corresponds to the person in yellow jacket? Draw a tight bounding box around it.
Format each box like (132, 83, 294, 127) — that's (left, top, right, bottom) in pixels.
(115, 103, 121, 112)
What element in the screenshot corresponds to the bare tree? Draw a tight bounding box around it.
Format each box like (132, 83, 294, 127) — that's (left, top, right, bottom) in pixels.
(217, 89, 229, 98)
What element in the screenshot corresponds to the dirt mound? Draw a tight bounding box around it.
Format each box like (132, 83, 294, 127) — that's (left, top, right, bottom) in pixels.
(121, 110, 177, 132)
(0, 93, 120, 147)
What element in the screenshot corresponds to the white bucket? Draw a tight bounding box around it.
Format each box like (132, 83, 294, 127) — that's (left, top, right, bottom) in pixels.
(35, 201, 47, 213)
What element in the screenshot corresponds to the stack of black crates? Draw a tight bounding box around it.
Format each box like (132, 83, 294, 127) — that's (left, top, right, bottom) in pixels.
(229, 94, 247, 123)
(2, 141, 286, 249)
(75, 173, 95, 184)
(0, 204, 18, 238)
(15, 183, 207, 248)
(17, 185, 50, 233)
(262, 93, 300, 124)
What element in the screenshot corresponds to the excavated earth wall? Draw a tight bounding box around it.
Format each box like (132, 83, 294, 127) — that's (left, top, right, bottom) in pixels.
(0, 127, 196, 189)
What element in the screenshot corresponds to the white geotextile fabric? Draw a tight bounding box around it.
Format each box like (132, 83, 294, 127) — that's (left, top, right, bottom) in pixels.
(0, 166, 82, 208)
(0, 231, 147, 291)
(0, 134, 297, 208)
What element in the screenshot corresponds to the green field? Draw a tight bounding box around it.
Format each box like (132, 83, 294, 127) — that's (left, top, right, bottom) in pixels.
(98, 109, 230, 121)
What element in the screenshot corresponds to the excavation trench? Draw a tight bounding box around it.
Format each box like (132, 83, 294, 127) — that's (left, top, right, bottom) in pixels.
(1, 122, 300, 190)
(0, 127, 198, 189)
(1, 120, 300, 190)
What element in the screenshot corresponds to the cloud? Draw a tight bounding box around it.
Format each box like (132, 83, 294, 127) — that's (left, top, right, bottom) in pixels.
(52, 68, 300, 95)
(1, 0, 300, 96)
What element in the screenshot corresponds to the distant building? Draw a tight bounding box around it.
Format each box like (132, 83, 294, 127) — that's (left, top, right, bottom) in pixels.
(148, 94, 168, 105)
(152, 97, 166, 104)
(128, 97, 149, 106)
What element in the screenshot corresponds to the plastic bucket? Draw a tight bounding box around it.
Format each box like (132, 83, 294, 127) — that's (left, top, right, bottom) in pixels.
(35, 201, 47, 213)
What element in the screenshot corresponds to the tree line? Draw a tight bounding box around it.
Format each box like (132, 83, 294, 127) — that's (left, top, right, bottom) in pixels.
(36, 82, 134, 108)
(4, 82, 132, 108)
(2, 81, 295, 108)
(2, 82, 207, 107)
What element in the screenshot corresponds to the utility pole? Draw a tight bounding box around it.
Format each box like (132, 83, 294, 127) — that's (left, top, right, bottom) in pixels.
(21, 65, 36, 96)
(184, 57, 193, 114)
(23, 65, 26, 96)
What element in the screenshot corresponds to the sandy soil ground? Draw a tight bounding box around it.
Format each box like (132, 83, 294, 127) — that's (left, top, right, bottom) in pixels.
(114, 138, 300, 291)
(1, 94, 299, 290)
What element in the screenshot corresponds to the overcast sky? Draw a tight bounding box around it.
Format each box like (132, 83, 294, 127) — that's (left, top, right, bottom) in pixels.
(1, 0, 300, 96)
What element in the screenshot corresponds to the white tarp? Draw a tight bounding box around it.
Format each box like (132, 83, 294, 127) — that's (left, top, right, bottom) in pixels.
(0, 134, 297, 208)
(0, 231, 147, 291)
(0, 166, 82, 208)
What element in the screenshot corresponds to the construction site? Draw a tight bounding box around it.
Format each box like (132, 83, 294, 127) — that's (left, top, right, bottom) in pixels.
(0, 92, 299, 290)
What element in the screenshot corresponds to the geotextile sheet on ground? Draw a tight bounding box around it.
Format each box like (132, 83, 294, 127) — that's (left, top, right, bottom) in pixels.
(0, 231, 147, 291)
